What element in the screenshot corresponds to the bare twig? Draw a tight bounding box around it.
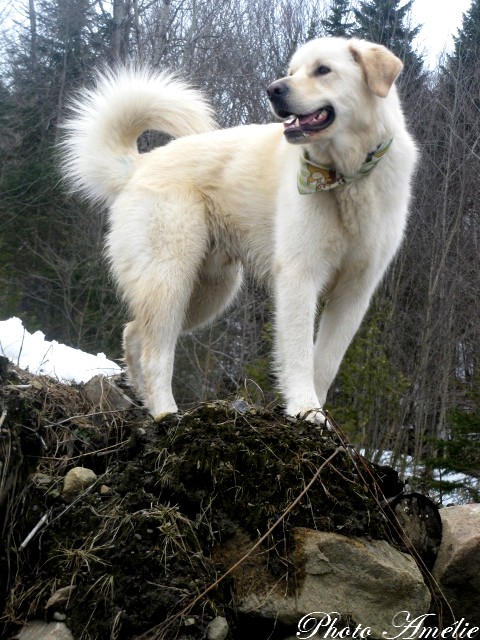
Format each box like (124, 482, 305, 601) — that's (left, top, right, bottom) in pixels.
(19, 512, 50, 550)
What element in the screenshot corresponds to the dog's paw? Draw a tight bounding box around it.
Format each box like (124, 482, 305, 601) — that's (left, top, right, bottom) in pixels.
(286, 404, 328, 426)
(151, 403, 178, 423)
(301, 407, 328, 425)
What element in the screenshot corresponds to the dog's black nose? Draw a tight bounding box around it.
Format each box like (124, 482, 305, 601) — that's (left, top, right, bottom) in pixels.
(266, 81, 290, 101)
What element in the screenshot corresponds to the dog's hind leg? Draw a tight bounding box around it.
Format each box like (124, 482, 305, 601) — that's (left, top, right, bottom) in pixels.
(109, 190, 210, 421)
(182, 251, 243, 331)
(135, 257, 211, 420)
(122, 321, 147, 401)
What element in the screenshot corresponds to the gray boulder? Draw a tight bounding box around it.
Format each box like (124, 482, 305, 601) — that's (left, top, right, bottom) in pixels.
(237, 527, 430, 639)
(432, 504, 480, 625)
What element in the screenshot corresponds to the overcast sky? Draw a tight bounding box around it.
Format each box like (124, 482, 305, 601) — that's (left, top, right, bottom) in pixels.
(0, 1, 474, 72)
(411, 0, 472, 68)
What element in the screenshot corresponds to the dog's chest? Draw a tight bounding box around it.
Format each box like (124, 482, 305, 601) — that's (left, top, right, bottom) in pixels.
(334, 183, 374, 237)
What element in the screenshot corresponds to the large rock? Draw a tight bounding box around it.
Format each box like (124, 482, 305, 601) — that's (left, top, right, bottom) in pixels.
(237, 528, 430, 639)
(432, 504, 480, 625)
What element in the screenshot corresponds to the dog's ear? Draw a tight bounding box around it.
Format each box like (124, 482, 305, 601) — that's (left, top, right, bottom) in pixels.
(349, 41, 403, 98)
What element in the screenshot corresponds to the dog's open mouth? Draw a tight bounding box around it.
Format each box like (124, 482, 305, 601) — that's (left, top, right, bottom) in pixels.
(283, 107, 335, 139)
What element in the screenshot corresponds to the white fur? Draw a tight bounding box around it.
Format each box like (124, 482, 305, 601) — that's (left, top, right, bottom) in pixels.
(61, 37, 418, 423)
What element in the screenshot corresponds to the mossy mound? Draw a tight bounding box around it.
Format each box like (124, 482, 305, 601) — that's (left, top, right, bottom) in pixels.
(0, 361, 405, 640)
(132, 402, 396, 540)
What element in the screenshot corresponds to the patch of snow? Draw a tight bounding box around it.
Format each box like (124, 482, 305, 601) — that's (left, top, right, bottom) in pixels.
(360, 448, 480, 506)
(0, 317, 121, 383)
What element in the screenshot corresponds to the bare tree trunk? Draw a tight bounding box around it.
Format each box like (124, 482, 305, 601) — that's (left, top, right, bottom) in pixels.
(154, 0, 170, 65)
(28, 0, 38, 85)
(133, 0, 143, 61)
(112, 0, 130, 62)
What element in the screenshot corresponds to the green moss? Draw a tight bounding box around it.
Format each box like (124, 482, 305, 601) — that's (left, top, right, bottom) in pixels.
(131, 402, 392, 543)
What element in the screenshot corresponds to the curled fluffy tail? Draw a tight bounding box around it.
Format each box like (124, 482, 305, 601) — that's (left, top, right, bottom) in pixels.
(60, 68, 216, 202)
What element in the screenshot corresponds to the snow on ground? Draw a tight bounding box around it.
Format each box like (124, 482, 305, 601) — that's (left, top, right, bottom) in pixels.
(0, 317, 121, 383)
(362, 449, 480, 506)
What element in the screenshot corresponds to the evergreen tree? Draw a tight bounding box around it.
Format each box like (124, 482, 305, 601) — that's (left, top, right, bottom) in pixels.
(0, 0, 123, 350)
(447, 0, 480, 85)
(321, 0, 355, 37)
(352, 0, 424, 89)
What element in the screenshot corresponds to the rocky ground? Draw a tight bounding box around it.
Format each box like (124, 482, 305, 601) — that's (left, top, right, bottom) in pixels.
(0, 357, 446, 639)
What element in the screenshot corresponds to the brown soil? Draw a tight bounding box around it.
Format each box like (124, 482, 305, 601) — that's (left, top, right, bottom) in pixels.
(0, 357, 411, 639)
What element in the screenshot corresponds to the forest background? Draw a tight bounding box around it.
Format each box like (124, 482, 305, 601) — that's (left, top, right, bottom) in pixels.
(0, 0, 479, 496)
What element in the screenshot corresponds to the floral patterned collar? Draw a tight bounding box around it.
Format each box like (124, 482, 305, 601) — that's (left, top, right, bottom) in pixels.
(297, 139, 393, 194)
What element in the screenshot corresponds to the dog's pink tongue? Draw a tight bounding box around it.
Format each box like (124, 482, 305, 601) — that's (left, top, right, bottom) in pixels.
(298, 110, 327, 125)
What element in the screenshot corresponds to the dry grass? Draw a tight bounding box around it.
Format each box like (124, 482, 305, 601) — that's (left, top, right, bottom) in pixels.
(0, 360, 448, 639)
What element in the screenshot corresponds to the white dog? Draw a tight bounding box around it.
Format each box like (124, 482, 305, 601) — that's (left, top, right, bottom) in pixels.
(62, 37, 417, 423)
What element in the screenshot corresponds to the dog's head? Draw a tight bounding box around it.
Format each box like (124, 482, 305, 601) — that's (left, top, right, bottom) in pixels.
(267, 37, 403, 144)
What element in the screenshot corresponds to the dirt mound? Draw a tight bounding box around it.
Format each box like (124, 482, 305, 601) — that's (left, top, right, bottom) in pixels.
(0, 357, 419, 639)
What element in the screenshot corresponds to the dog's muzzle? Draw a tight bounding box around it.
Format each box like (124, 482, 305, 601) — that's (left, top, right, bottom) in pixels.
(266, 80, 292, 119)
(266, 80, 336, 142)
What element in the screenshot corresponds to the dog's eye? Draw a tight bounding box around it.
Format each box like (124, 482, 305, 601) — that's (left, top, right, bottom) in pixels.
(314, 65, 331, 76)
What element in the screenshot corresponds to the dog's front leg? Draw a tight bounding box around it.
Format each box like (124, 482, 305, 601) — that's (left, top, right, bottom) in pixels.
(274, 268, 325, 424)
(313, 273, 377, 407)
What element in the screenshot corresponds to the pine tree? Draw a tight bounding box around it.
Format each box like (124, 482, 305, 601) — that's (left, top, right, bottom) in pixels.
(441, 0, 480, 140)
(321, 0, 355, 37)
(0, 0, 124, 351)
(447, 0, 480, 85)
(352, 0, 424, 88)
